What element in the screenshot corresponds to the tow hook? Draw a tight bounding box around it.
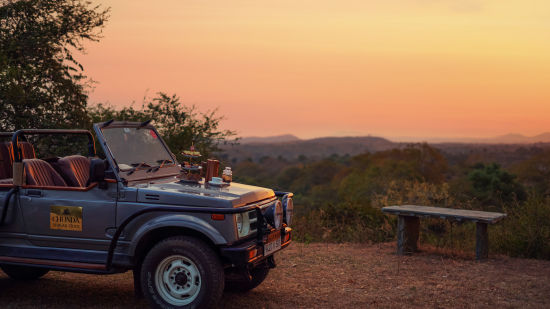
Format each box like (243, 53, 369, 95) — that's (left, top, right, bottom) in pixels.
(240, 267, 252, 281)
(267, 255, 276, 268)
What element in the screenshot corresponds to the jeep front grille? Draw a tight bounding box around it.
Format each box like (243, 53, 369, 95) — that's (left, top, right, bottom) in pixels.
(248, 210, 258, 233)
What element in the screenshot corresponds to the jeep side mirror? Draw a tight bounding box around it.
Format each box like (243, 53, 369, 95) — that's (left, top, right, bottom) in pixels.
(88, 159, 107, 187)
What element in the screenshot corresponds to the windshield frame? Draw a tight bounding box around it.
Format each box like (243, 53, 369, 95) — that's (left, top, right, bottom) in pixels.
(93, 121, 179, 183)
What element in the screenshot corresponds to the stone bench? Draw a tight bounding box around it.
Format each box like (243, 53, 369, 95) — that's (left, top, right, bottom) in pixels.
(382, 205, 506, 260)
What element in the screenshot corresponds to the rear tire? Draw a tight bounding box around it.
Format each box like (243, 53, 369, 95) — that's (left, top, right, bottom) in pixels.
(140, 236, 224, 309)
(225, 266, 270, 293)
(0, 264, 49, 280)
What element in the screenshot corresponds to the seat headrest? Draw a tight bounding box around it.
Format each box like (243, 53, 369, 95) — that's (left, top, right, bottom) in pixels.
(18, 142, 36, 159)
(24, 159, 67, 187)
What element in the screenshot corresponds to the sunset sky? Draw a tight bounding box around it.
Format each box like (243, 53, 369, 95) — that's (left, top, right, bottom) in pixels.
(81, 0, 550, 140)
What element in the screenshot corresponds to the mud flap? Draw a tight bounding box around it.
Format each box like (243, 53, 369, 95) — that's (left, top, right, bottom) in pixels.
(133, 266, 144, 298)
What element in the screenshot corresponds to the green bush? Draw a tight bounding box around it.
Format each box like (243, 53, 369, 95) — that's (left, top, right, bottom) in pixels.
(468, 163, 527, 209)
(491, 197, 550, 259)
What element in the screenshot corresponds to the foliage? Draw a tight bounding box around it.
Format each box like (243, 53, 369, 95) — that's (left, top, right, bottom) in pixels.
(0, 0, 109, 130)
(320, 202, 393, 242)
(491, 197, 550, 259)
(511, 149, 550, 196)
(88, 93, 237, 160)
(233, 143, 550, 260)
(234, 144, 451, 237)
(467, 163, 526, 209)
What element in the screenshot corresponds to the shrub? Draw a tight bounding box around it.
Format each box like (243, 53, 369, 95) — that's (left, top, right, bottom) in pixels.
(467, 163, 527, 209)
(491, 197, 550, 259)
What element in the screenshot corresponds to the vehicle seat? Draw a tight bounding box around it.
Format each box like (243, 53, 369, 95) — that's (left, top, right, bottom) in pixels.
(24, 159, 67, 187)
(0, 141, 36, 177)
(57, 155, 91, 187)
(18, 142, 36, 159)
(0, 142, 12, 179)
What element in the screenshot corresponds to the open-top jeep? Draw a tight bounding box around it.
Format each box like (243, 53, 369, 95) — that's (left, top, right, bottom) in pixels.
(0, 121, 294, 308)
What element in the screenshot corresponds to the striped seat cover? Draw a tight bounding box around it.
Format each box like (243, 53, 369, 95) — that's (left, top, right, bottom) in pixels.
(56, 155, 91, 187)
(24, 159, 67, 187)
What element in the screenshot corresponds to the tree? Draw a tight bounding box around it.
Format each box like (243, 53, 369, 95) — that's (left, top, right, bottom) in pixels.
(87, 93, 237, 160)
(468, 163, 527, 207)
(512, 150, 550, 196)
(0, 0, 109, 130)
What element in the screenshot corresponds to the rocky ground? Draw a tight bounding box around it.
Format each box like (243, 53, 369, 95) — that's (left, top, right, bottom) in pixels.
(1, 242, 549, 308)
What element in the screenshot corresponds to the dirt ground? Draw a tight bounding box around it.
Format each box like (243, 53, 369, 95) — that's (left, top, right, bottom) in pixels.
(1, 242, 549, 308)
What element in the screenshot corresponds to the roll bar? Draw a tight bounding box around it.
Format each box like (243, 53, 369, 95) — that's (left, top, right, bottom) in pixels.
(10, 129, 96, 162)
(9, 129, 96, 187)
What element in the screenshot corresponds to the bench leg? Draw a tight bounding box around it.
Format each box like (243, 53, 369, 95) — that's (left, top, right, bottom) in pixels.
(475, 222, 489, 260)
(397, 215, 419, 255)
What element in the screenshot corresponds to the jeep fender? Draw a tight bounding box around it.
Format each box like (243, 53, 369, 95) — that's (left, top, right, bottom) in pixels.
(128, 214, 227, 257)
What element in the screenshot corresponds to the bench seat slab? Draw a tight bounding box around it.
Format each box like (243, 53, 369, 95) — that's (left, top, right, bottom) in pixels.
(382, 205, 506, 224)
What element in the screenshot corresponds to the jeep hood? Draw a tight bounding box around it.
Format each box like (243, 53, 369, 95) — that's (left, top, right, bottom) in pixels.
(135, 181, 275, 208)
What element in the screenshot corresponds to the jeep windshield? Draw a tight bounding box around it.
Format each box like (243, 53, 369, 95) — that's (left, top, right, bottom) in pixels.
(101, 126, 176, 173)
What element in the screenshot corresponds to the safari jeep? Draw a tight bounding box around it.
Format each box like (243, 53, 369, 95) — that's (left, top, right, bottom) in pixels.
(0, 121, 294, 308)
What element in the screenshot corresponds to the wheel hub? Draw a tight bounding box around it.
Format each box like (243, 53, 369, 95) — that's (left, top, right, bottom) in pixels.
(175, 272, 188, 286)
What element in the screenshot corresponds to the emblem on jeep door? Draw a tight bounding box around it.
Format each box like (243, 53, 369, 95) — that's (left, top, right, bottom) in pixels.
(50, 206, 83, 231)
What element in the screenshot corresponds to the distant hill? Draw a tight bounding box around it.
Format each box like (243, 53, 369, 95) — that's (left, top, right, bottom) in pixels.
(221, 135, 397, 162)
(398, 132, 550, 144)
(239, 134, 301, 144)
(489, 132, 550, 144)
(220, 132, 550, 164)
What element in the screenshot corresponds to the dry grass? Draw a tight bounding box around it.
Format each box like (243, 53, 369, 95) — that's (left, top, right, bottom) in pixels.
(1, 242, 550, 308)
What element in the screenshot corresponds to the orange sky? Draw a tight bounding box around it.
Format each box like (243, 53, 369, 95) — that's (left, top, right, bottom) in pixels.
(81, 0, 550, 140)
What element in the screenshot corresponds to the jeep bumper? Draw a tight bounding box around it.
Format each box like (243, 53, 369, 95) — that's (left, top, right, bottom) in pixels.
(220, 227, 292, 267)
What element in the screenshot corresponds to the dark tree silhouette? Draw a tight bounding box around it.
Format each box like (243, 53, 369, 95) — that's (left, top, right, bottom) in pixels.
(0, 0, 109, 130)
(88, 93, 237, 160)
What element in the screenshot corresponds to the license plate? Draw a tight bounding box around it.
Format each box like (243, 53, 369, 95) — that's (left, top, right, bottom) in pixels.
(264, 230, 282, 256)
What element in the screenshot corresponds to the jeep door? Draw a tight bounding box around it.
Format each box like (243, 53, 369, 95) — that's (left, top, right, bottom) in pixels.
(0, 188, 26, 240)
(18, 183, 117, 251)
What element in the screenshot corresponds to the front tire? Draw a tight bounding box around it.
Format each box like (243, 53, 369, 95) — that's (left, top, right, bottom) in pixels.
(0, 264, 49, 280)
(140, 236, 224, 309)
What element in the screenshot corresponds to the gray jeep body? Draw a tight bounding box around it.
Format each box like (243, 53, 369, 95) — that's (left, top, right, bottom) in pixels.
(0, 121, 292, 276)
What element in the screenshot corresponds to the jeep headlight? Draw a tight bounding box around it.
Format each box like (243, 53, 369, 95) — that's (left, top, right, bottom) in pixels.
(235, 210, 257, 238)
(283, 195, 294, 226)
(265, 200, 283, 229)
(236, 213, 244, 234)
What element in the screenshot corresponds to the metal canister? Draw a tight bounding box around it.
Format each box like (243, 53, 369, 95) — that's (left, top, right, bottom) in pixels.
(205, 159, 220, 182)
(222, 167, 232, 183)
